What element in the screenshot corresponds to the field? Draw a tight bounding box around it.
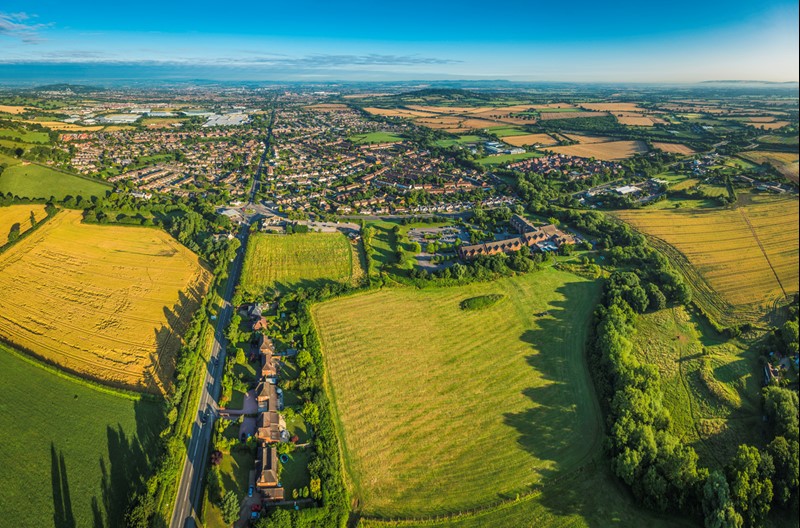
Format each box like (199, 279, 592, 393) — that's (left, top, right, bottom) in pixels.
(0, 161, 111, 200)
(738, 151, 799, 183)
(502, 133, 558, 147)
(0, 345, 164, 528)
(0, 204, 46, 245)
(313, 270, 603, 517)
(240, 232, 358, 295)
(477, 151, 541, 165)
(548, 140, 648, 160)
(615, 195, 799, 324)
(629, 307, 763, 466)
(653, 142, 696, 155)
(748, 121, 790, 130)
(0, 210, 212, 392)
(0, 127, 50, 144)
(539, 111, 607, 120)
(349, 132, 404, 144)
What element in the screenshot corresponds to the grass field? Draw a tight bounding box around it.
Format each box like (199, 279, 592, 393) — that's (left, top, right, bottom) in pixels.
(630, 307, 763, 467)
(0, 210, 212, 393)
(0, 204, 46, 245)
(349, 132, 404, 144)
(615, 195, 799, 324)
(240, 232, 358, 295)
(548, 140, 648, 160)
(0, 127, 50, 144)
(0, 345, 164, 528)
(487, 127, 527, 137)
(0, 162, 111, 200)
(313, 269, 603, 517)
(477, 151, 541, 165)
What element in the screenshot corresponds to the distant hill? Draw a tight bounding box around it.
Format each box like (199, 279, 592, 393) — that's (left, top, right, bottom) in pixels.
(399, 87, 491, 101)
(33, 83, 105, 93)
(700, 80, 799, 85)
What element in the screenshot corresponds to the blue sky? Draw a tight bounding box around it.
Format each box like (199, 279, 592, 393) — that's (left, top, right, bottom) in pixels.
(1, 1, 798, 81)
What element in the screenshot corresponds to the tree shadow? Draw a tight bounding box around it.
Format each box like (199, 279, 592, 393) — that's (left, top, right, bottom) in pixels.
(51, 443, 76, 528)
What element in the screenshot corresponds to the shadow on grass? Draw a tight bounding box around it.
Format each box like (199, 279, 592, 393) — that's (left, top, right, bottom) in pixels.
(51, 443, 76, 528)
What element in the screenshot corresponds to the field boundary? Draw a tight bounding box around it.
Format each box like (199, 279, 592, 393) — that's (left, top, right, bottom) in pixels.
(0, 341, 154, 401)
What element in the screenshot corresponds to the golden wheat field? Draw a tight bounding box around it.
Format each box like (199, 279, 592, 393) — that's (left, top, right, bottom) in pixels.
(739, 151, 799, 182)
(0, 204, 46, 245)
(615, 196, 799, 320)
(0, 210, 212, 392)
(503, 133, 558, 147)
(548, 140, 648, 160)
(0, 105, 33, 115)
(653, 142, 696, 155)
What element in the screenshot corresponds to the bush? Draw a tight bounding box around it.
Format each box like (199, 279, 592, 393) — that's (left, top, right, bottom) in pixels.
(459, 294, 505, 311)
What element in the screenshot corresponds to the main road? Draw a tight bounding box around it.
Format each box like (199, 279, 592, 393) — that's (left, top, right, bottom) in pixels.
(170, 107, 275, 528)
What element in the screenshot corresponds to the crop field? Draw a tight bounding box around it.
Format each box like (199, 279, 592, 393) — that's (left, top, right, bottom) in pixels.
(653, 142, 696, 155)
(313, 270, 603, 517)
(503, 133, 558, 147)
(240, 232, 358, 295)
(758, 135, 799, 146)
(739, 151, 799, 183)
(630, 307, 762, 466)
(0, 161, 111, 199)
(0, 210, 212, 392)
(21, 120, 104, 132)
(580, 102, 645, 112)
(0, 344, 163, 528)
(539, 111, 607, 120)
(748, 121, 790, 130)
(349, 132, 404, 144)
(548, 140, 648, 160)
(0, 204, 46, 245)
(562, 133, 612, 144)
(0, 104, 33, 114)
(616, 115, 660, 126)
(363, 108, 440, 118)
(615, 195, 799, 324)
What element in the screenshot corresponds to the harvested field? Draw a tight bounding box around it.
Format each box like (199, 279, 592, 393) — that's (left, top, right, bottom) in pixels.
(0, 210, 212, 392)
(0, 105, 33, 114)
(0, 204, 46, 245)
(615, 196, 799, 324)
(548, 140, 648, 160)
(539, 111, 607, 120)
(748, 121, 790, 130)
(562, 134, 612, 144)
(532, 103, 576, 109)
(653, 142, 696, 155)
(503, 133, 558, 147)
(240, 232, 358, 295)
(22, 121, 104, 131)
(461, 118, 514, 129)
(314, 270, 603, 517)
(739, 151, 799, 182)
(616, 115, 658, 126)
(581, 102, 645, 112)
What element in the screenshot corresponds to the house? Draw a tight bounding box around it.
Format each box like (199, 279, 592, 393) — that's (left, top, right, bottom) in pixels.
(242, 303, 263, 321)
(256, 381, 280, 411)
(261, 487, 285, 501)
(457, 220, 576, 260)
(252, 316, 268, 331)
(255, 410, 285, 443)
(256, 445, 280, 489)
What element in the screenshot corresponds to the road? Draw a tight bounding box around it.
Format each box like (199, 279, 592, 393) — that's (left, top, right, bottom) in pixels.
(170, 107, 275, 528)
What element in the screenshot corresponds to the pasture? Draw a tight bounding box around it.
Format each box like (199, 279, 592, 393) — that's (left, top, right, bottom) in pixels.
(0, 210, 212, 392)
(630, 307, 762, 466)
(240, 232, 358, 295)
(0, 203, 46, 245)
(548, 140, 648, 160)
(313, 270, 603, 517)
(0, 345, 164, 528)
(0, 162, 111, 200)
(615, 195, 799, 324)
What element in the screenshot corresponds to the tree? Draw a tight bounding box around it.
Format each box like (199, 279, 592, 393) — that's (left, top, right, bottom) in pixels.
(702, 470, 743, 528)
(766, 436, 799, 508)
(296, 349, 313, 369)
(29, 210, 36, 228)
(253, 508, 292, 528)
(220, 490, 240, 525)
(727, 445, 773, 527)
(125, 491, 155, 528)
(6, 222, 21, 244)
(645, 283, 667, 311)
(302, 401, 320, 426)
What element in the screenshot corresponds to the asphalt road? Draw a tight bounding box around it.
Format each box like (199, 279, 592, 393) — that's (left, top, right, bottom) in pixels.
(169, 224, 248, 528)
(170, 108, 274, 528)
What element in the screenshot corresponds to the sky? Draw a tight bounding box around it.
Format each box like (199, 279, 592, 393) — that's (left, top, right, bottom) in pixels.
(0, 0, 798, 82)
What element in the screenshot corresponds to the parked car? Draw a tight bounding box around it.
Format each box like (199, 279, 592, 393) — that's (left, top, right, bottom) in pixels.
(248, 485, 254, 497)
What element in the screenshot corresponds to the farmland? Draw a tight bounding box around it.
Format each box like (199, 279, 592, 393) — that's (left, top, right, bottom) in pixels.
(738, 151, 799, 183)
(240, 232, 358, 295)
(0, 204, 46, 245)
(0, 210, 212, 392)
(502, 133, 558, 146)
(548, 140, 648, 160)
(0, 161, 111, 200)
(652, 142, 696, 155)
(615, 195, 799, 325)
(312, 269, 603, 517)
(629, 307, 763, 467)
(0, 344, 164, 528)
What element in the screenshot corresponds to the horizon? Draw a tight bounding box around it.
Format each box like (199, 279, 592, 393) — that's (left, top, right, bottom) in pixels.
(1, 0, 798, 83)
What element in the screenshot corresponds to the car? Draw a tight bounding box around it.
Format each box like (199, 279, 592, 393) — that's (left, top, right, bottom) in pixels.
(248, 485, 254, 497)
(200, 411, 208, 424)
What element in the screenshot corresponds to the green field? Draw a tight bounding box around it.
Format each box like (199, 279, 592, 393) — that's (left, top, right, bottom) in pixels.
(0, 127, 50, 144)
(240, 232, 358, 295)
(0, 345, 163, 527)
(313, 269, 604, 518)
(477, 151, 541, 166)
(433, 135, 482, 147)
(487, 127, 527, 137)
(0, 162, 110, 200)
(629, 307, 764, 466)
(349, 132, 404, 144)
